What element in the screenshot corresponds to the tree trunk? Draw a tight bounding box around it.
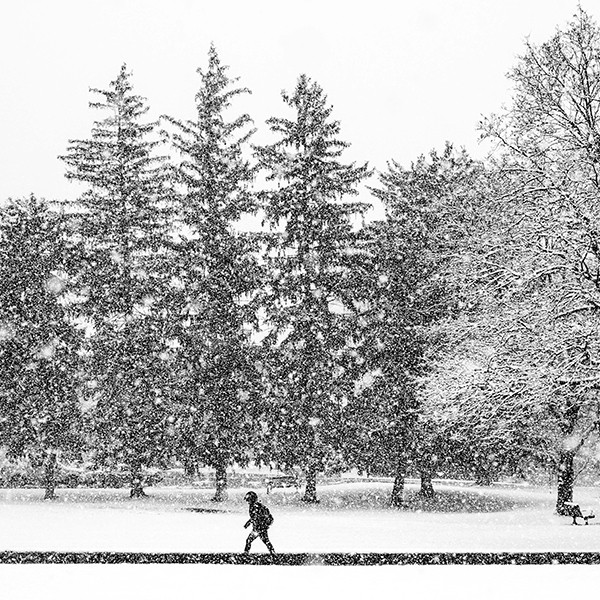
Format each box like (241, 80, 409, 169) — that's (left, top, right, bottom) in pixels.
(130, 460, 147, 498)
(417, 450, 435, 499)
(302, 461, 319, 503)
(419, 468, 435, 499)
(184, 458, 197, 477)
(474, 472, 494, 486)
(474, 458, 495, 486)
(555, 449, 576, 515)
(212, 459, 228, 502)
(390, 457, 405, 508)
(43, 452, 57, 500)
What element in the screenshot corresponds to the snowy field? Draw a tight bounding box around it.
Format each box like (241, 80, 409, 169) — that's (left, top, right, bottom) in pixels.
(0, 480, 597, 553)
(1, 480, 599, 599)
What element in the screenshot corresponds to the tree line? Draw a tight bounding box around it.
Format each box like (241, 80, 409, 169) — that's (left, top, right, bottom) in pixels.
(2, 9, 600, 514)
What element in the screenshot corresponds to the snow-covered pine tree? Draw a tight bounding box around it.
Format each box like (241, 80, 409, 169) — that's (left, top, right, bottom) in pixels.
(348, 145, 487, 506)
(342, 217, 428, 507)
(59, 65, 175, 497)
(162, 46, 265, 501)
(255, 74, 371, 503)
(0, 196, 84, 500)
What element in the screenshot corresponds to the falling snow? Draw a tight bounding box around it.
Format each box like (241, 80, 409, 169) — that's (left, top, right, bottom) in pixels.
(0, 16, 600, 596)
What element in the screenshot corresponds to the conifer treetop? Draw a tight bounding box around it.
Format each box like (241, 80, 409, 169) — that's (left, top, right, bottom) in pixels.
(256, 73, 371, 231)
(162, 45, 256, 227)
(59, 64, 163, 202)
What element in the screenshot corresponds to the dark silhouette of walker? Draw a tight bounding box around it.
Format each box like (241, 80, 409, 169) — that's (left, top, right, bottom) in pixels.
(243, 491, 275, 554)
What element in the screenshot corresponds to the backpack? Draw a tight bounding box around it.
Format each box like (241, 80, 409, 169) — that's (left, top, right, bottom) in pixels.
(258, 503, 274, 528)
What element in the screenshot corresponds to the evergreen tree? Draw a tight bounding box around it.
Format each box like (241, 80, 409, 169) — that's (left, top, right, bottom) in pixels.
(344, 145, 455, 504)
(342, 218, 430, 506)
(59, 65, 174, 496)
(255, 74, 370, 502)
(347, 145, 494, 505)
(162, 46, 264, 501)
(0, 196, 83, 499)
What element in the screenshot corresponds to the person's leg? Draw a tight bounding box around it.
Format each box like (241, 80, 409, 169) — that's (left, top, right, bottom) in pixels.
(244, 530, 259, 553)
(258, 529, 276, 554)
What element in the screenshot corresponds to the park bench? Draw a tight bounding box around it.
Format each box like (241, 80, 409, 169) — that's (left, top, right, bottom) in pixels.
(563, 501, 595, 525)
(266, 475, 300, 494)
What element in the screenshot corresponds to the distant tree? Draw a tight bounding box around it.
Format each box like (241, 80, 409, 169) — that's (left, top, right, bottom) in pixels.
(59, 65, 175, 497)
(255, 74, 371, 502)
(0, 196, 83, 499)
(480, 7, 600, 513)
(161, 46, 265, 501)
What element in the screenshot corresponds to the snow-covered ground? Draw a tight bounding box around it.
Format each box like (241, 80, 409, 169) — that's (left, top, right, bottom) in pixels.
(1, 481, 599, 599)
(0, 480, 597, 553)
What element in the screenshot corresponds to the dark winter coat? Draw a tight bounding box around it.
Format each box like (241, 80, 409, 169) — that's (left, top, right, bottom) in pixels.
(245, 501, 274, 532)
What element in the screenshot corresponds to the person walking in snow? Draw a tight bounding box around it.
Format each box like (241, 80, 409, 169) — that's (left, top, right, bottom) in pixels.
(243, 491, 276, 554)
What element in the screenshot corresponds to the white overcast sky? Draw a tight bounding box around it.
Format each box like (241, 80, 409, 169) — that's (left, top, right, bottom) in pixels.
(0, 0, 595, 205)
